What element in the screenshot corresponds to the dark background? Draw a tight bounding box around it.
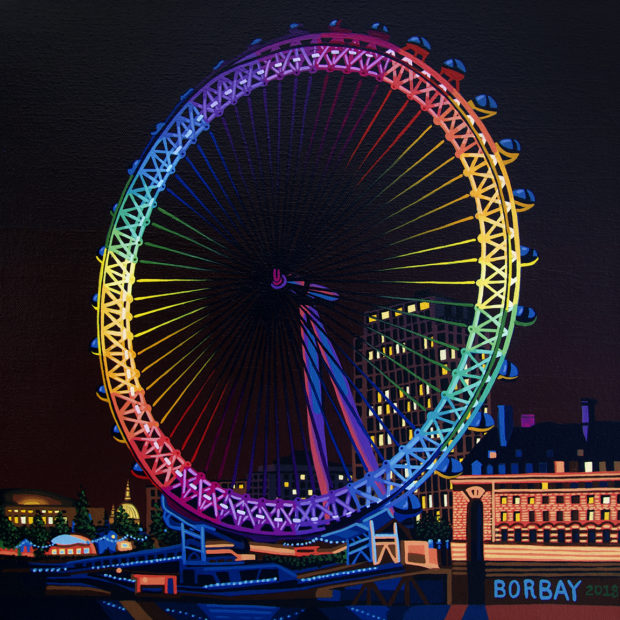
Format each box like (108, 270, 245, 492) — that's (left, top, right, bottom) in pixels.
(2, 0, 618, 517)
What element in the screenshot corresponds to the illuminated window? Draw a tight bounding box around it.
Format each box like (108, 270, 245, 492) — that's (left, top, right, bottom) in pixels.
(84, 548, 89, 554)
(443, 493, 448, 507)
(283, 481, 289, 488)
(428, 495, 433, 508)
(500, 496, 507, 505)
(76, 548, 81, 555)
(421, 496, 426, 509)
(68, 549, 74, 555)
(338, 474, 344, 481)
(541, 482, 549, 490)
(381, 311, 390, 320)
(528, 497, 535, 505)
(20, 516, 26, 524)
(451, 349, 456, 359)
(501, 512, 507, 522)
(377, 405, 383, 415)
(51, 549, 57, 555)
(27, 517, 33, 525)
(602, 495, 611, 504)
(587, 510, 595, 520)
(420, 302, 430, 311)
(407, 304, 416, 313)
(59, 549, 65, 555)
(440, 349, 447, 361)
(602, 510, 610, 520)
(292, 489, 297, 496)
(514, 511, 521, 522)
(300, 474, 306, 481)
(308, 490, 313, 496)
(47, 517, 53, 525)
(587, 495, 595, 504)
(378, 434, 384, 447)
(513, 497, 521, 505)
(369, 350, 374, 361)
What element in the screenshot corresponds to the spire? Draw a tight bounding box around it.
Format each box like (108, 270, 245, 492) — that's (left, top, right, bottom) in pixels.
(124, 480, 132, 502)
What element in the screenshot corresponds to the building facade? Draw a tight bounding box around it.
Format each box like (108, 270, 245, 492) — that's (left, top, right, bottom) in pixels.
(0, 489, 105, 528)
(352, 300, 491, 524)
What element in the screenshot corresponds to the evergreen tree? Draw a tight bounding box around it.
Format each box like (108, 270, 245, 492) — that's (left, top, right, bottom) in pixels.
(51, 511, 70, 538)
(73, 488, 96, 539)
(113, 504, 140, 538)
(0, 510, 21, 548)
(29, 511, 50, 557)
(149, 503, 179, 547)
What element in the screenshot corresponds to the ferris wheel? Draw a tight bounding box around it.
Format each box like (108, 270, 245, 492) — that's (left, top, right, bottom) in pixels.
(95, 22, 536, 540)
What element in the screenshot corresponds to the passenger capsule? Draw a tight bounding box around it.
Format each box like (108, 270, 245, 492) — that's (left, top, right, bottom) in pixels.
(328, 19, 350, 32)
(132, 462, 148, 479)
(469, 409, 495, 432)
(368, 23, 390, 40)
(520, 245, 539, 266)
(289, 23, 304, 32)
(497, 138, 521, 164)
(392, 490, 422, 521)
(112, 424, 126, 444)
(497, 360, 519, 381)
(97, 246, 106, 261)
(513, 188, 536, 212)
(91, 293, 98, 309)
(401, 36, 431, 60)
(441, 59, 466, 90)
(213, 60, 225, 71)
(436, 457, 464, 479)
(516, 305, 537, 327)
(96, 385, 108, 401)
(470, 94, 498, 119)
(250, 38, 263, 46)
(111, 203, 118, 214)
(90, 337, 99, 355)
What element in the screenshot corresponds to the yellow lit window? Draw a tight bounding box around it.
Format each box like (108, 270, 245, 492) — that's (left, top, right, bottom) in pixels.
(541, 482, 548, 490)
(442, 367, 448, 375)
(388, 346, 393, 356)
(451, 349, 456, 359)
(528, 497, 535, 505)
(501, 512, 507, 522)
(440, 349, 447, 361)
(369, 350, 374, 361)
(513, 497, 521, 505)
(378, 434, 384, 447)
(423, 338, 428, 349)
(587, 510, 594, 520)
(292, 489, 297, 495)
(368, 314, 376, 323)
(27, 517, 33, 525)
(300, 474, 306, 481)
(284, 481, 289, 488)
(381, 311, 390, 320)
(419, 385, 424, 397)
(587, 495, 594, 504)
(408, 429, 413, 440)
(420, 302, 430, 311)
(407, 304, 416, 313)
(514, 512, 521, 522)
(377, 392, 382, 403)
(602, 510, 610, 520)
(308, 490, 313, 496)
(407, 401, 411, 412)
(602, 495, 611, 504)
(501, 496, 507, 505)
(377, 405, 382, 415)
(338, 474, 344, 481)
(421, 495, 427, 509)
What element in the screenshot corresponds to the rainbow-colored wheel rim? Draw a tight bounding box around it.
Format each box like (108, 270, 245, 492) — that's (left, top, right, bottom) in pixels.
(97, 29, 522, 539)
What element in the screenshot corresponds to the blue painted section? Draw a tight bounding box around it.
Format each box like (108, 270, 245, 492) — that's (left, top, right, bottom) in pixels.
(462, 605, 489, 620)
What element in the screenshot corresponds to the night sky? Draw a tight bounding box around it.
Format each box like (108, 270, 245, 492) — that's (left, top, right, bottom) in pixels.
(2, 0, 619, 517)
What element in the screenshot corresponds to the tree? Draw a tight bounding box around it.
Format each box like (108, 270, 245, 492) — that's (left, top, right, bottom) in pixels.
(72, 488, 96, 539)
(149, 503, 180, 547)
(410, 512, 452, 541)
(29, 511, 51, 557)
(0, 510, 21, 548)
(51, 511, 70, 538)
(113, 504, 140, 538)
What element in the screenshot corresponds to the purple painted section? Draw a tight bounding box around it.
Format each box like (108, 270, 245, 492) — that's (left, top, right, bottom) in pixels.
(520, 413, 536, 428)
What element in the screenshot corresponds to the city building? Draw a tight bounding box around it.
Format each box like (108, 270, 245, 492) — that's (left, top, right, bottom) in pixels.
(0, 489, 105, 528)
(246, 453, 348, 500)
(145, 485, 161, 532)
(352, 299, 491, 524)
(452, 399, 620, 563)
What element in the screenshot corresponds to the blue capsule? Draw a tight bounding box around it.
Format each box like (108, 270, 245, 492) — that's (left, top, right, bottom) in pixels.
(443, 58, 466, 74)
(499, 138, 521, 153)
(407, 36, 431, 51)
(250, 38, 262, 46)
(437, 457, 464, 478)
(520, 245, 539, 266)
(473, 94, 498, 111)
(97, 246, 106, 259)
(90, 338, 99, 354)
(370, 22, 389, 33)
(97, 385, 107, 397)
(213, 60, 224, 71)
(498, 360, 519, 380)
(469, 409, 495, 431)
(91, 293, 98, 306)
(516, 305, 537, 326)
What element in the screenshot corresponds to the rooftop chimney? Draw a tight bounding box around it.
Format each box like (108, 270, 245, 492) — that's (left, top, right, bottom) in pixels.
(581, 398, 596, 441)
(520, 413, 535, 428)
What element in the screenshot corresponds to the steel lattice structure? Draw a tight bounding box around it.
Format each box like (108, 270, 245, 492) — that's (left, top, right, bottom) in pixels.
(96, 27, 532, 539)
